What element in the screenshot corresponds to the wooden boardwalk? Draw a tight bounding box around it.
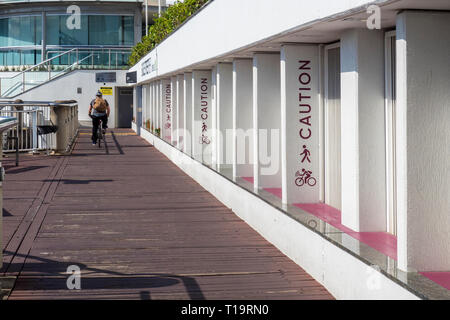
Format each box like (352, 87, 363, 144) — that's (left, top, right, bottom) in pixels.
(1, 128, 333, 300)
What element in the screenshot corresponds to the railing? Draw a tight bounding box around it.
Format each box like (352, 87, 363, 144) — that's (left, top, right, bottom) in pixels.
(0, 47, 131, 98)
(0, 101, 79, 154)
(46, 48, 132, 70)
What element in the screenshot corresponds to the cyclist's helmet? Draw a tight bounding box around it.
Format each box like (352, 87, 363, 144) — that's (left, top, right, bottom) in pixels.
(96, 90, 102, 97)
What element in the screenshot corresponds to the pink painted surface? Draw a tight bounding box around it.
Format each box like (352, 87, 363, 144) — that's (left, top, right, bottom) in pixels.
(263, 188, 283, 199)
(242, 176, 254, 184)
(419, 272, 450, 290)
(239, 182, 449, 290)
(293, 203, 397, 260)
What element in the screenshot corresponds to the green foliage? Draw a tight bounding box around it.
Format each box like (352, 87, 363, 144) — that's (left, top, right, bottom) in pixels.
(128, 0, 208, 66)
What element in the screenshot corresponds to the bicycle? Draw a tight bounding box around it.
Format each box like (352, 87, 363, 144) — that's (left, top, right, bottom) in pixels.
(90, 114, 106, 148)
(97, 118, 105, 148)
(294, 170, 316, 187)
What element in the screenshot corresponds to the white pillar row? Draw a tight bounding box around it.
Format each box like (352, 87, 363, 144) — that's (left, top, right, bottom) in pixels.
(210, 66, 218, 170)
(184, 72, 193, 155)
(161, 79, 172, 142)
(340, 29, 386, 233)
(232, 59, 253, 181)
(216, 62, 233, 173)
(170, 76, 178, 146)
(252, 53, 282, 191)
(396, 11, 450, 272)
(176, 74, 185, 150)
(280, 44, 321, 205)
(192, 70, 212, 165)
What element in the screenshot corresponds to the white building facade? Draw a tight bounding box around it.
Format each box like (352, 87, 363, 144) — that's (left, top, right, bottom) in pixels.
(129, 0, 450, 299)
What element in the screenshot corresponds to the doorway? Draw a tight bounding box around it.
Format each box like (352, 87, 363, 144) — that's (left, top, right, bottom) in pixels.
(324, 43, 341, 210)
(117, 87, 134, 128)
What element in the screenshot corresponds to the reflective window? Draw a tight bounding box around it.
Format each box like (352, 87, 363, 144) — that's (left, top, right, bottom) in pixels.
(46, 15, 134, 46)
(0, 15, 42, 47)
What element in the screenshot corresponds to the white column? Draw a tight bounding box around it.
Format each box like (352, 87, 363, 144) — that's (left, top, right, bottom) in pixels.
(396, 11, 450, 272)
(153, 82, 157, 132)
(340, 29, 386, 232)
(150, 82, 155, 132)
(176, 74, 185, 150)
(216, 62, 233, 172)
(158, 80, 162, 135)
(142, 84, 147, 130)
(184, 72, 193, 155)
(192, 70, 212, 165)
(170, 76, 178, 146)
(161, 79, 172, 142)
(280, 44, 321, 204)
(211, 66, 218, 169)
(253, 53, 281, 191)
(233, 59, 253, 180)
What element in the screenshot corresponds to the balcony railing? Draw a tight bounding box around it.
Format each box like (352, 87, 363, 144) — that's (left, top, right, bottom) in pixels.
(0, 47, 131, 98)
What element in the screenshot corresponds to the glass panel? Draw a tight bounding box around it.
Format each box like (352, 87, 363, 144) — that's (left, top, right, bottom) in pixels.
(59, 15, 88, 45)
(0, 16, 42, 47)
(89, 15, 120, 45)
(122, 16, 135, 46)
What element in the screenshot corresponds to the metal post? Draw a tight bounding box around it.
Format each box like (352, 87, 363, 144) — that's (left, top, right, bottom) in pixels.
(22, 72, 25, 93)
(41, 11, 46, 63)
(108, 49, 111, 70)
(32, 109, 38, 154)
(145, 0, 148, 36)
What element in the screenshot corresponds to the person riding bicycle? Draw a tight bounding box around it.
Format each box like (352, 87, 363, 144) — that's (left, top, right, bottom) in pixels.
(88, 90, 110, 145)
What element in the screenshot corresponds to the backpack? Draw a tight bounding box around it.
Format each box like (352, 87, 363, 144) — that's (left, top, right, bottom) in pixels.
(93, 97, 107, 112)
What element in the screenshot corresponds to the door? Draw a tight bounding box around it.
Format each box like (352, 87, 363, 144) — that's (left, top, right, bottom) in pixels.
(117, 87, 134, 128)
(324, 44, 341, 210)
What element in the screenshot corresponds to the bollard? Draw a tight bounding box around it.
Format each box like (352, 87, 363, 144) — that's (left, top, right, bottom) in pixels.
(50, 103, 78, 153)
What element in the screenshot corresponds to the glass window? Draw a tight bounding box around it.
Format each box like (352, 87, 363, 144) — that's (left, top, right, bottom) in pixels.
(0, 16, 42, 47)
(46, 15, 134, 46)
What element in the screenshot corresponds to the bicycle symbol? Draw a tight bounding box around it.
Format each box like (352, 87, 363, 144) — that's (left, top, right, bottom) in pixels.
(295, 169, 316, 187)
(199, 135, 211, 145)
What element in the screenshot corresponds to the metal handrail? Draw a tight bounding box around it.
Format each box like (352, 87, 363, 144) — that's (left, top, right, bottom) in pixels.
(0, 48, 77, 81)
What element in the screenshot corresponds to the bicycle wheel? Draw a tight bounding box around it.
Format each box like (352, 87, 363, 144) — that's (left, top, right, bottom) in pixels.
(307, 177, 316, 186)
(295, 177, 304, 186)
(98, 128, 102, 148)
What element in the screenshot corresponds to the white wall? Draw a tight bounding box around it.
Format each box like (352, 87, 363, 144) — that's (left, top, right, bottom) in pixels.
(396, 11, 450, 272)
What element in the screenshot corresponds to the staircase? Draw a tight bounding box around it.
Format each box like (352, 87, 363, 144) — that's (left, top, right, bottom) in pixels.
(0, 48, 131, 99)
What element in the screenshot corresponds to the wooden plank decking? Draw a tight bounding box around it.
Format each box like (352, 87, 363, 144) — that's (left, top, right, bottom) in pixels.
(1, 128, 333, 300)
